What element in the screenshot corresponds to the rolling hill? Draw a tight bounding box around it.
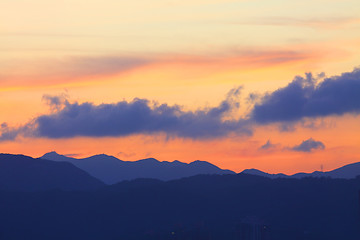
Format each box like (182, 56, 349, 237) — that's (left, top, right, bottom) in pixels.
(0, 153, 104, 191)
(41, 151, 235, 184)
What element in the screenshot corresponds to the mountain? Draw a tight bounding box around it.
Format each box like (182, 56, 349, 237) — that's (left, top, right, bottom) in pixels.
(241, 168, 288, 179)
(0, 173, 359, 240)
(0, 154, 104, 191)
(41, 151, 235, 184)
(241, 161, 360, 179)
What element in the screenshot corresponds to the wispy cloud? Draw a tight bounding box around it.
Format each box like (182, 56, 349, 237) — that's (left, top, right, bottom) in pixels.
(233, 17, 360, 29)
(0, 49, 319, 87)
(0, 55, 151, 87)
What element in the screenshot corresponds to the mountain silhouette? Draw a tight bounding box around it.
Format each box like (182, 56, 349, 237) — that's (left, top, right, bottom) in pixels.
(0, 172, 359, 240)
(242, 161, 360, 179)
(0, 154, 104, 191)
(241, 169, 288, 178)
(41, 151, 235, 184)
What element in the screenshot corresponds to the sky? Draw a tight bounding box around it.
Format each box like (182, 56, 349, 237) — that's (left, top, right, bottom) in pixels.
(1, 0, 360, 174)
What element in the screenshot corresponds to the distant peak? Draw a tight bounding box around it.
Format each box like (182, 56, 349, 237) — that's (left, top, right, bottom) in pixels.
(242, 168, 266, 174)
(43, 151, 62, 157)
(137, 158, 160, 163)
(88, 154, 123, 162)
(93, 153, 112, 158)
(190, 160, 213, 165)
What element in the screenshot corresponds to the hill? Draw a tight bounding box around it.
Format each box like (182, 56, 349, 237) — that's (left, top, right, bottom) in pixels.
(0, 153, 104, 191)
(242, 161, 360, 179)
(41, 151, 235, 184)
(0, 173, 359, 239)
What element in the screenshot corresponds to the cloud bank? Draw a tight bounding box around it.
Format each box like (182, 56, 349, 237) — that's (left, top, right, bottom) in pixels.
(1, 68, 360, 141)
(1, 87, 251, 140)
(251, 68, 360, 124)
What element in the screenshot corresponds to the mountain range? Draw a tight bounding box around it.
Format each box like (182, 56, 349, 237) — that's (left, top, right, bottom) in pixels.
(41, 151, 360, 184)
(41, 151, 235, 184)
(242, 161, 360, 179)
(0, 153, 360, 239)
(1, 152, 359, 191)
(1, 172, 359, 240)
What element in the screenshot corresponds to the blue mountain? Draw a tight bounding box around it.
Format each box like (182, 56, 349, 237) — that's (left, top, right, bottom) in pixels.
(242, 161, 360, 179)
(0, 153, 104, 191)
(41, 151, 235, 184)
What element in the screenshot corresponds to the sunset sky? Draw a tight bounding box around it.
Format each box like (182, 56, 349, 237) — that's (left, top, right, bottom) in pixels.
(1, 0, 360, 174)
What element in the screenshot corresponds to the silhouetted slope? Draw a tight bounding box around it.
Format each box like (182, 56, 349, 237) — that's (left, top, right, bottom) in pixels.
(241, 168, 288, 179)
(0, 154, 104, 191)
(41, 151, 235, 184)
(318, 162, 360, 178)
(0, 173, 359, 240)
(242, 161, 360, 179)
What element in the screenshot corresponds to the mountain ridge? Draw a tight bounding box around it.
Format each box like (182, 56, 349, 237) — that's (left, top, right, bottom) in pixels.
(241, 161, 360, 179)
(1, 172, 359, 239)
(0, 153, 104, 191)
(41, 151, 235, 184)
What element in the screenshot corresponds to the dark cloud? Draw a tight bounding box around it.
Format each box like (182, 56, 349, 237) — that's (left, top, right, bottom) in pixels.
(2, 68, 360, 141)
(259, 140, 277, 150)
(1, 87, 252, 140)
(42, 94, 69, 112)
(251, 68, 360, 124)
(291, 138, 325, 152)
(0, 122, 29, 142)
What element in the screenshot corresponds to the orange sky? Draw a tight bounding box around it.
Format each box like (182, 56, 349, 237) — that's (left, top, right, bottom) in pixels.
(1, 0, 360, 174)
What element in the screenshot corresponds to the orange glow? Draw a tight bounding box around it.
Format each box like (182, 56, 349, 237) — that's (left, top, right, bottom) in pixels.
(1, 114, 359, 174)
(1, 0, 360, 176)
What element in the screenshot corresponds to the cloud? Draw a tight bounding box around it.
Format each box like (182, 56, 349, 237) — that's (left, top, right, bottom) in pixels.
(64, 153, 82, 158)
(259, 140, 277, 150)
(0, 122, 33, 142)
(0, 123, 18, 141)
(290, 138, 325, 152)
(117, 151, 136, 158)
(251, 68, 360, 124)
(235, 17, 360, 29)
(1, 49, 318, 88)
(53, 56, 150, 79)
(2, 67, 360, 142)
(0, 56, 151, 86)
(42, 93, 69, 112)
(1, 87, 252, 140)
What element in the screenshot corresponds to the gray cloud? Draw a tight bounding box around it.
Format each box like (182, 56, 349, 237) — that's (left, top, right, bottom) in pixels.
(291, 138, 325, 152)
(251, 68, 360, 124)
(42, 94, 69, 112)
(0, 122, 32, 142)
(1, 87, 252, 140)
(2, 68, 360, 141)
(259, 140, 277, 150)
